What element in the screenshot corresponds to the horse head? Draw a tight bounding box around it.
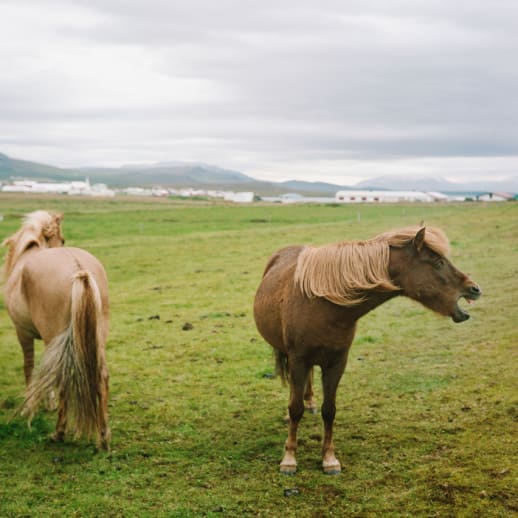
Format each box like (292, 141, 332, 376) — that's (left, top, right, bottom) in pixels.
(2, 211, 65, 278)
(389, 227, 481, 323)
(40, 212, 65, 247)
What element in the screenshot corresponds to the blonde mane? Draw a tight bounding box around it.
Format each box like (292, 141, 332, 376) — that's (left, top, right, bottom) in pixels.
(294, 226, 450, 306)
(2, 211, 63, 279)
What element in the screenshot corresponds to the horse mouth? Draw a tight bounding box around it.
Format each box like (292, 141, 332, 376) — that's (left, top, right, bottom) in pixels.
(452, 291, 481, 323)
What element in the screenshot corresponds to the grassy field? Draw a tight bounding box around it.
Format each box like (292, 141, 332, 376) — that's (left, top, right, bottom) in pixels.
(0, 194, 516, 517)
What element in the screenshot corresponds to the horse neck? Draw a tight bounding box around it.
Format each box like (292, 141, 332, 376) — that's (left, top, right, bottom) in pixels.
(344, 289, 401, 321)
(3, 242, 41, 280)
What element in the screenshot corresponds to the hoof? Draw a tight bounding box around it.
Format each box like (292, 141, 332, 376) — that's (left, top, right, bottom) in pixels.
(49, 431, 65, 443)
(97, 441, 110, 452)
(97, 428, 111, 452)
(305, 406, 318, 415)
(280, 464, 297, 475)
(323, 466, 341, 475)
(323, 462, 341, 475)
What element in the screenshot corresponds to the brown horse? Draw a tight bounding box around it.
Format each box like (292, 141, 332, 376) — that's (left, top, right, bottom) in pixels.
(254, 227, 481, 474)
(2, 211, 110, 450)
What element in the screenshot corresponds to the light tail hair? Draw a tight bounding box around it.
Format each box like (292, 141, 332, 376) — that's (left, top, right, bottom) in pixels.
(21, 271, 104, 440)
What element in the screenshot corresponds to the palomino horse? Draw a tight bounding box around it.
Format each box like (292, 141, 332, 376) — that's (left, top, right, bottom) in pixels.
(254, 227, 481, 474)
(2, 211, 110, 450)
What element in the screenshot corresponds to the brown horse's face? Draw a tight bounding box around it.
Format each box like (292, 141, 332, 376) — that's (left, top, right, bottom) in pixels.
(391, 230, 481, 323)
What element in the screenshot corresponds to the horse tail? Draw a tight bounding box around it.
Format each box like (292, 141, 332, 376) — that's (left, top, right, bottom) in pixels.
(274, 350, 289, 385)
(22, 270, 104, 441)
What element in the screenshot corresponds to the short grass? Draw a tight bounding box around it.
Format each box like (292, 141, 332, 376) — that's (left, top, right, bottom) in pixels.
(0, 194, 516, 517)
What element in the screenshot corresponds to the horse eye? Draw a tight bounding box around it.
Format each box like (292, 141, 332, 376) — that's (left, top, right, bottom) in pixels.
(434, 259, 445, 269)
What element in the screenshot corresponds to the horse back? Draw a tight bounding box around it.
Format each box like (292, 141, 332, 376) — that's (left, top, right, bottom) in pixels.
(261, 245, 304, 277)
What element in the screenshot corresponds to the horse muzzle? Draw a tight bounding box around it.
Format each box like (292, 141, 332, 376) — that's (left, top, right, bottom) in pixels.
(452, 283, 482, 323)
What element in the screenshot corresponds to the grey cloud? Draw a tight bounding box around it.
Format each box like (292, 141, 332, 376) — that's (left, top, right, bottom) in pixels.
(1, 0, 518, 178)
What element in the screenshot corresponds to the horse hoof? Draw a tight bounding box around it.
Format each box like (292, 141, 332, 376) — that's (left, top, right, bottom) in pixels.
(323, 464, 341, 475)
(306, 406, 318, 415)
(97, 441, 110, 452)
(280, 464, 297, 475)
(49, 431, 65, 443)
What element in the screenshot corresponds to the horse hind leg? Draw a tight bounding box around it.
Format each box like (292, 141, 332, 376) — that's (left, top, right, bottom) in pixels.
(280, 359, 311, 474)
(283, 368, 317, 423)
(42, 341, 57, 411)
(16, 329, 35, 386)
(97, 363, 111, 451)
(284, 372, 317, 423)
(304, 368, 318, 414)
(50, 387, 67, 443)
(44, 390, 58, 411)
(17, 329, 56, 410)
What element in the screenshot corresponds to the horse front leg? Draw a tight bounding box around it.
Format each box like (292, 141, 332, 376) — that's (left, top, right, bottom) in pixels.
(280, 359, 311, 474)
(321, 352, 348, 475)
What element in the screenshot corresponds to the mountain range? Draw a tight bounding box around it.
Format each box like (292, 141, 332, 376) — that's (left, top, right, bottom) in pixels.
(1, 152, 517, 195)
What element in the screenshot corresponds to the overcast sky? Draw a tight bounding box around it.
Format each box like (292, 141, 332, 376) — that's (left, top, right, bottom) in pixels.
(1, 1, 517, 185)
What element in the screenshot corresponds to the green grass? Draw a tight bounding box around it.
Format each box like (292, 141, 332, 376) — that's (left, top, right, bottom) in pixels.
(1, 194, 516, 516)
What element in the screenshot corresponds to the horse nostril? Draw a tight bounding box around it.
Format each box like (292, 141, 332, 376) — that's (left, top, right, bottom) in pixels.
(470, 285, 481, 295)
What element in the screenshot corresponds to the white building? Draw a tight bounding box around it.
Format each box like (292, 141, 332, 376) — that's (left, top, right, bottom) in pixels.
(87, 183, 116, 197)
(478, 192, 513, 202)
(335, 190, 436, 203)
(223, 191, 255, 203)
(1, 180, 73, 193)
(1, 179, 115, 196)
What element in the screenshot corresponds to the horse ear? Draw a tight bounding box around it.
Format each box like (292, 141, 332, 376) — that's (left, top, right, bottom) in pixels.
(413, 227, 426, 252)
(2, 236, 13, 248)
(53, 213, 64, 224)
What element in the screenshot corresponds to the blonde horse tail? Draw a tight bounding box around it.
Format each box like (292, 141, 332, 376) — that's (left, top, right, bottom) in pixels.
(22, 270, 105, 442)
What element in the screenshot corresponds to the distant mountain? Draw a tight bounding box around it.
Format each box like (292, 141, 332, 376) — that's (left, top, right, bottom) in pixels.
(0, 152, 314, 195)
(0, 152, 78, 182)
(278, 180, 350, 194)
(0, 152, 260, 189)
(1, 152, 517, 195)
(78, 162, 253, 186)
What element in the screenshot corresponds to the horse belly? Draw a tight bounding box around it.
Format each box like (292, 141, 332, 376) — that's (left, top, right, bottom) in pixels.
(5, 288, 40, 338)
(254, 282, 287, 352)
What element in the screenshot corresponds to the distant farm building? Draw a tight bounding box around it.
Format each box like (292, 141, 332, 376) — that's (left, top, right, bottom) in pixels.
(1, 179, 115, 196)
(335, 190, 446, 203)
(224, 191, 255, 203)
(477, 192, 514, 202)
